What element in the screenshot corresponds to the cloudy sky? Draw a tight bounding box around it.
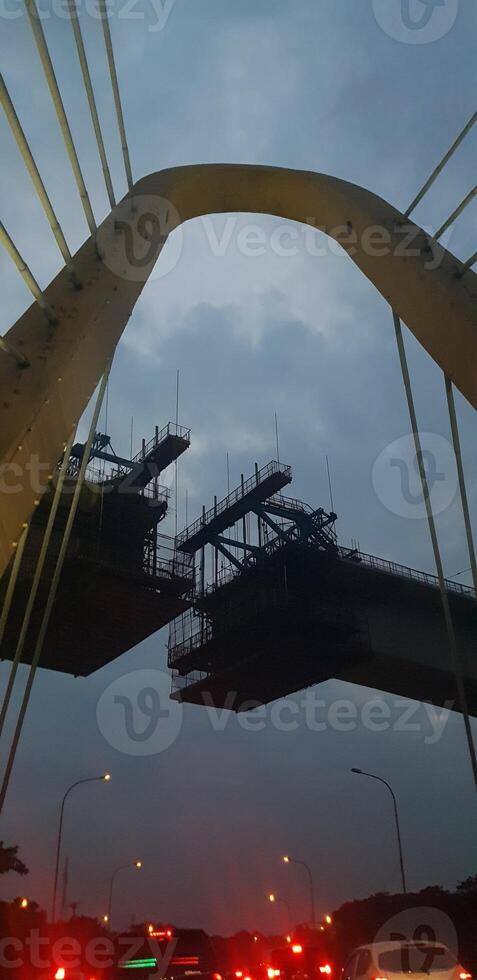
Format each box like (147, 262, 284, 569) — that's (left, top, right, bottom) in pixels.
(1, 0, 477, 936)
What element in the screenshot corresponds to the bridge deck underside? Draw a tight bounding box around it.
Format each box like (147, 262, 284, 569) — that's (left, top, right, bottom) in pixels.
(1, 556, 192, 675)
(170, 549, 477, 714)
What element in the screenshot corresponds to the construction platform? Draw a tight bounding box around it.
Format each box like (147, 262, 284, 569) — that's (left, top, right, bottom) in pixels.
(168, 466, 477, 714)
(0, 423, 194, 675)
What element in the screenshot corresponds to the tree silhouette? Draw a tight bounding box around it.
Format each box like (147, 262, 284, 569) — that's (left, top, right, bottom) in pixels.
(0, 841, 28, 876)
(457, 874, 477, 896)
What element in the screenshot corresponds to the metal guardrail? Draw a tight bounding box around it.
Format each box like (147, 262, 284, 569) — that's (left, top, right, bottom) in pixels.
(130, 422, 191, 465)
(144, 545, 194, 582)
(168, 621, 213, 665)
(171, 669, 208, 692)
(266, 493, 314, 514)
(176, 460, 292, 547)
(83, 462, 170, 501)
(339, 547, 474, 597)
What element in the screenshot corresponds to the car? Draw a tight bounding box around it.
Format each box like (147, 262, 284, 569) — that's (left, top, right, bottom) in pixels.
(341, 942, 471, 980)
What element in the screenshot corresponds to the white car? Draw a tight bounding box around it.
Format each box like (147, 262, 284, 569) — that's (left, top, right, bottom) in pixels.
(342, 942, 471, 980)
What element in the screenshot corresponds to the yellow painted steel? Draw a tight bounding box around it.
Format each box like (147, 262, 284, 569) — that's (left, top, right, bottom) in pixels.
(0, 163, 476, 578)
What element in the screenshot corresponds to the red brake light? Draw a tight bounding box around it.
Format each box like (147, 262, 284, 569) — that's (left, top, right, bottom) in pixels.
(460, 974, 471, 979)
(235, 972, 243, 978)
(55, 970, 66, 980)
(292, 945, 303, 955)
(320, 967, 332, 975)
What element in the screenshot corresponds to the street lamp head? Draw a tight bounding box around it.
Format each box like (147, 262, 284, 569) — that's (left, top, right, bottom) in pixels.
(103, 914, 109, 923)
(351, 768, 362, 774)
(282, 855, 290, 864)
(20, 898, 28, 909)
(135, 860, 142, 869)
(104, 773, 111, 781)
(268, 893, 276, 903)
(325, 914, 332, 925)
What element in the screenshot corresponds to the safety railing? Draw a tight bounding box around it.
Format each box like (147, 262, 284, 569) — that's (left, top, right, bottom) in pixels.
(266, 493, 314, 515)
(339, 547, 474, 597)
(171, 669, 208, 693)
(83, 462, 170, 502)
(130, 422, 191, 465)
(176, 460, 291, 548)
(144, 544, 194, 582)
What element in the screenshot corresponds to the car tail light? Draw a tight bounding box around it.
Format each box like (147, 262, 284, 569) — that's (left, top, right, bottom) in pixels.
(235, 972, 243, 977)
(372, 975, 388, 980)
(55, 970, 66, 980)
(319, 966, 332, 975)
(460, 973, 471, 979)
(292, 945, 303, 955)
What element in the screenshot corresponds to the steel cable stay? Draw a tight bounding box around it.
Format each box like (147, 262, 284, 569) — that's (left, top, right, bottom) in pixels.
(67, 0, 116, 209)
(24, 0, 96, 236)
(97, 0, 133, 192)
(387, 111, 477, 791)
(0, 72, 79, 285)
(432, 185, 477, 603)
(405, 109, 477, 217)
(0, 424, 77, 743)
(0, 362, 112, 814)
(0, 528, 29, 650)
(0, 220, 57, 324)
(392, 314, 477, 793)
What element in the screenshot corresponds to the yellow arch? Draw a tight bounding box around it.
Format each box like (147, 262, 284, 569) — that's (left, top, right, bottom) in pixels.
(0, 163, 476, 576)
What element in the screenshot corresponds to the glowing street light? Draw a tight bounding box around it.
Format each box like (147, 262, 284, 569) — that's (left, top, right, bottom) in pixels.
(107, 860, 142, 927)
(324, 914, 332, 925)
(267, 892, 292, 930)
(20, 898, 28, 909)
(281, 855, 316, 926)
(51, 773, 111, 922)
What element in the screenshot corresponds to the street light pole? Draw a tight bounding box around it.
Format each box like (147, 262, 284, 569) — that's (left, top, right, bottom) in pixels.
(282, 856, 316, 926)
(268, 893, 292, 932)
(51, 773, 111, 923)
(351, 768, 407, 894)
(107, 861, 142, 928)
